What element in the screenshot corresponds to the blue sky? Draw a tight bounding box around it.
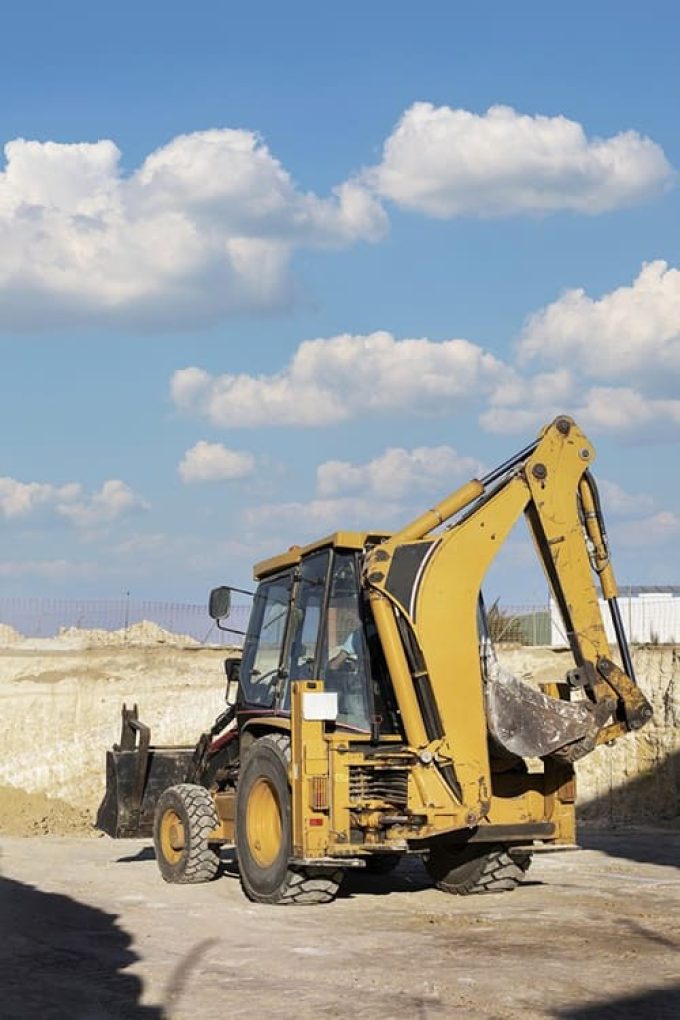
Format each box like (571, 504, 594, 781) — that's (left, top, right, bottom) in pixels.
(2, 2, 680, 605)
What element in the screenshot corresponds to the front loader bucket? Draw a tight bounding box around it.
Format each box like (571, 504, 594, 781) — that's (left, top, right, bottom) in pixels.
(97, 745, 195, 838)
(96, 704, 197, 838)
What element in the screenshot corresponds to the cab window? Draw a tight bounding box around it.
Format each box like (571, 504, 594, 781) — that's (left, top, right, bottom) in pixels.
(284, 552, 331, 702)
(319, 552, 372, 731)
(240, 572, 291, 708)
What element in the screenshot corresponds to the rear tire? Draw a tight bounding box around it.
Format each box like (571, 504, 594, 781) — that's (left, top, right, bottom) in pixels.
(426, 842, 531, 895)
(153, 783, 220, 884)
(236, 734, 342, 905)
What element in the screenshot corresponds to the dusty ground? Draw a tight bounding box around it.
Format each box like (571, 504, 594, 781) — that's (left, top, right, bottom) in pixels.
(0, 829, 678, 1019)
(0, 631, 678, 1016)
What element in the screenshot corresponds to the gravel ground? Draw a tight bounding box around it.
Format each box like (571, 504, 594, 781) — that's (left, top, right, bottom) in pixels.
(0, 828, 678, 1019)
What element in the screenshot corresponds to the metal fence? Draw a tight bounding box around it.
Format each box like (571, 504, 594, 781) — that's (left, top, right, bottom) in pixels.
(503, 597, 680, 647)
(487, 604, 552, 646)
(1, 595, 678, 648)
(0, 596, 251, 646)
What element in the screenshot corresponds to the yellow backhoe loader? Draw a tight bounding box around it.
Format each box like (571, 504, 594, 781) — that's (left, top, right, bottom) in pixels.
(97, 416, 652, 904)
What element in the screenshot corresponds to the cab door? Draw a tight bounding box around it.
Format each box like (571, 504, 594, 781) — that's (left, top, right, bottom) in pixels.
(239, 570, 293, 709)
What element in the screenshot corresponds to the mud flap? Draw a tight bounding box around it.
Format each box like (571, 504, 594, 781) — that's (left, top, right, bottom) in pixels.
(95, 704, 196, 838)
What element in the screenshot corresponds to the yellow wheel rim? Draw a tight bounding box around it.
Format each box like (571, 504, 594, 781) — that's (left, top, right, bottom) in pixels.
(246, 778, 282, 868)
(159, 808, 185, 865)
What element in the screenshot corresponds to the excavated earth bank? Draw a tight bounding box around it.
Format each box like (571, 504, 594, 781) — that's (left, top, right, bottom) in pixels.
(0, 625, 677, 834)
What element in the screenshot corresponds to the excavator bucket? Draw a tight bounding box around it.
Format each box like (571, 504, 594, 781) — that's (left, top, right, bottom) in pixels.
(484, 658, 613, 762)
(96, 704, 197, 838)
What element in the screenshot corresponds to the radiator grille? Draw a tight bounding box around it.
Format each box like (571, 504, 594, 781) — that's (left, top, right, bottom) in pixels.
(348, 766, 409, 807)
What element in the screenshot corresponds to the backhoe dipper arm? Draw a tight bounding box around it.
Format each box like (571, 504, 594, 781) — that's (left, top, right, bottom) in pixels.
(364, 416, 652, 820)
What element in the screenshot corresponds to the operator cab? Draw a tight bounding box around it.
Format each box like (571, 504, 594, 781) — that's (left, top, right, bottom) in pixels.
(212, 535, 399, 736)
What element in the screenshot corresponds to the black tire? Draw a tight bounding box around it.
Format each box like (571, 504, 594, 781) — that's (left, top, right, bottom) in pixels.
(236, 734, 342, 905)
(153, 783, 220, 884)
(363, 854, 403, 875)
(426, 842, 531, 895)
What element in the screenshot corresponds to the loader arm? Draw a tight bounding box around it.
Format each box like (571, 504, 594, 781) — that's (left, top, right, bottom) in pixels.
(364, 415, 652, 823)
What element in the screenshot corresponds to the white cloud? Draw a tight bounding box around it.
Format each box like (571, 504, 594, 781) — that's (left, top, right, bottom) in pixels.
(171, 331, 510, 427)
(519, 261, 680, 382)
(575, 387, 680, 435)
(369, 103, 673, 217)
(178, 441, 256, 483)
(3, 105, 667, 331)
(0, 476, 147, 528)
(480, 368, 577, 434)
(242, 495, 402, 537)
(597, 479, 655, 517)
(57, 479, 148, 528)
(0, 559, 97, 579)
(0, 477, 80, 518)
(0, 130, 386, 329)
(478, 260, 680, 438)
(316, 445, 483, 500)
(481, 380, 680, 438)
(614, 511, 680, 548)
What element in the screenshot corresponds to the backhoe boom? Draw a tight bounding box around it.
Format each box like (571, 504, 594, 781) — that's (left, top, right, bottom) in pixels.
(365, 415, 652, 821)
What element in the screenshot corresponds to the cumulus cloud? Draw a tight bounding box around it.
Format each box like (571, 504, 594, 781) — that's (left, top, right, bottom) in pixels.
(2, 105, 670, 330)
(596, 480, 655, 517)
(0, 477, 80, 518)
(171, 331, 510, 427)
(574, 387, 680, 435)
(0, 559, 97, 579)
(178, 441, 256, 483)
(480, 368, 577, 434)
(0, 476, 147, 527)
(316, 445, 483, 500)
(481, 380, 680, 438)
(369, 103, 673, 217)
(614, 511, 680, 548)
(0, 130, 386, 328)
(479, 261, 680, 438)
(242, 496, 402, 536)
(519, 261, 680, 383)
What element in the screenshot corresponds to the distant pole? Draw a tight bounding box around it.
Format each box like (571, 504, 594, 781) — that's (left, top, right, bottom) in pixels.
(124, 591, 130, 633)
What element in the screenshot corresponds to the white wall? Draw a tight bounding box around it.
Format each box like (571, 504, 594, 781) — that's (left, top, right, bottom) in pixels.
(550, 593, 680, 646)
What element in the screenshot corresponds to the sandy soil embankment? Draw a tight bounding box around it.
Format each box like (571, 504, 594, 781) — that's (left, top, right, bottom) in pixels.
(0, 626, 677, 834)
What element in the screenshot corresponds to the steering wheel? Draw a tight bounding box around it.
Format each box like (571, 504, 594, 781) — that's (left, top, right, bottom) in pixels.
(250, 667, 281, 704)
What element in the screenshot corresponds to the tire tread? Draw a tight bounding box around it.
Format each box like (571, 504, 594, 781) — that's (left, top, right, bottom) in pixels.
(427, 844, 531, 896)
(154, 783, 220, 885)
(237, 734, 342, 905)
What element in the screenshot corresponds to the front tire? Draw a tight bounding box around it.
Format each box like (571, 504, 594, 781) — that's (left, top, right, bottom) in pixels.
(153, 783, 220, 884)
(236, 734, 342, 905)
(426, 842, 531, 895)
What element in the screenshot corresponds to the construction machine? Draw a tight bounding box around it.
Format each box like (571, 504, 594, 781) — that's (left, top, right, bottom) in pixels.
(97, 415, 652, 904)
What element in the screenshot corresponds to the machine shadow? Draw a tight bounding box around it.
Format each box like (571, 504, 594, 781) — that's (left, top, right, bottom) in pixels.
(577, 747, 680, 832)
(119, 846, 544, 898)
(117, 845, 156, 863)
(339, 858, 432, 898)
(0, 874, 163, 1018)
(554, 982, 680, 1019)
(576, 748, 680, 868)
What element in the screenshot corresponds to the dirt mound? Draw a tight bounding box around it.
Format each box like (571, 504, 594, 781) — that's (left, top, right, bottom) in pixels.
(0, 785, 94, 836)
(57, 620, 199, 648)
(0, 624, 22, 647)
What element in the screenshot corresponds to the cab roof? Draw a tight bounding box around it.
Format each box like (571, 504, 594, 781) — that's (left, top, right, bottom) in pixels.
(254, 530, 391, 580)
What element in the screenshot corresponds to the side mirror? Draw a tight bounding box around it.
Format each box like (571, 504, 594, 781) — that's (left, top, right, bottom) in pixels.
(224, 657, 241, 705)
(209, 586, 232, 620)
